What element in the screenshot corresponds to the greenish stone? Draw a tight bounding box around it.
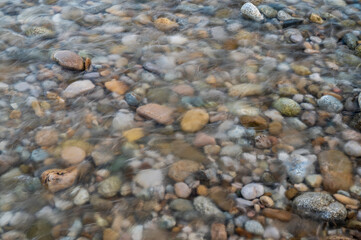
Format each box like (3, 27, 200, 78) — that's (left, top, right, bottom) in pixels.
(273, 98, 301, 117)
(343, 33, 358, 50)
(147, 88, 171, 104)
(25, 26, 55, 37)
(27, 219, 52, 240)
(258, 5, 277, 18)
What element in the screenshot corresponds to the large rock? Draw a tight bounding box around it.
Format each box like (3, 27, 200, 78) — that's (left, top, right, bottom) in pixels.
(63, 80, 95, 98)
(181, 108, 209, 133)
(136, 103, 175, 125)
(318, 150, 353, 192)
(52, 50, 84, 71)
(168, 160, 202, 182)
(293, 192, 347, 222)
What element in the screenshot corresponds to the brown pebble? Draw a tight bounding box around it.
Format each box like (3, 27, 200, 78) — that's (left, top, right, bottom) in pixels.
(35, 128, 59, 147)
(285, 188, 298, 200)
(136, 103, 175, 125)
(240, 115, 268, 130)
(197, 185, 208, 196)
(333, 194, 359, 206)
(262, 208, 292, 222)
(52, 50, 84, 71)
(9, 110, 21, 119)
(211, 223, 227, 240)
(41, 166, 78, 193)
(193, 133, 216, 147)
(269, 121, 282, 135)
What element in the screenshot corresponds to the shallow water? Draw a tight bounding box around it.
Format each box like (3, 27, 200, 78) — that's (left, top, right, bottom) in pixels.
(0, 0, 361, 239)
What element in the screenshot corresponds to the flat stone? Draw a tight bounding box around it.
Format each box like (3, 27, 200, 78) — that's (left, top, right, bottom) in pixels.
(169, 199, 194, 212)
(53, 50, 84, 71)
(193, 133, 216, 147)
(136, 103, 175, 125)
(318, 150, 353, 192)
(98, 176, 122, 198)
(35, 128, 58, 147)
(61, 146, 86, 165)
(168, 160, 202, 182)
(293, 192, 347, 222)
(63, 80, 95, 98)
(240, 115, 268, 130)
(73, 188, 89, 205)
(134, 169, 163, 188)
(181, 108, 209, 133)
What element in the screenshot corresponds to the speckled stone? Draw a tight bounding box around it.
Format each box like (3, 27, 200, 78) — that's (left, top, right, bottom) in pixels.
(293, 192, 347, 222)
(241, 3, 264, 22)
(52, 50, 84, 71)
(193, 196, 224, 218)
(273, 98, 301, 116)
(317, 95, 343, 113)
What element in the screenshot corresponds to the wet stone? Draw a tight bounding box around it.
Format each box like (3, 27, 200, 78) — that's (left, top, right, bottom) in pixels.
(344, 141, 361, 157)
(181, 108, 209, 133)
(293, 192, 347, 222)
(134, 169, 163, 188)
(241, 183, 264, 200)
(168, 160, 202, 182)
(170, 199, 194, 212)
(244, 220, 264, 235)
(136, 103, 175, 125)
(98, 176, 121, 198)
(317, 95, 343, 113)
(258, 5, 277, 18)
(211, 223, 227, 240)
(273, 98, 301, 117)
(241, 3, 264, 22)
(193, 196, 224, 218)
(35, 128, 58, 147)
(52, 50, 84, 71)
(63, 80, 95, 98)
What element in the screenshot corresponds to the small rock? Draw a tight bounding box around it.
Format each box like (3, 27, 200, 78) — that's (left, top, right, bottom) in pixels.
(258, 5, 277, 18)
(269, 121, 282, 135)
(159, 215, 176, 229)
(193, 196, 224, 218)
(154, 18, 179, 31)
(262, 208, 292, 222)
(241, 183, 264, 200)
(318, 150, 353, 192)
(137, 103, 175, 125)
(211, 223, 227, 240)
(344, 141, 361, 157)
(35, 128, 58, 147)
(168, 160, 202, 182)
(293, 192, 347, 222)
(241, 3, 264, 22)
(174, 182, 192, 198)
(260, 196, 274, 207)
(63, 80, 95, 98)
(244, 220, 264, 235)
(228, 83, 264, 98)
(73, 188, 89, 205)
(240, 115, 268, 130)
(181, 108, 209, 133)
(255, 135, 272, 149)
(52, 50, 84, 71)
(305, 174, 323, 188)
(291, 64, 311, 76)
(333, 194, 359, 206)
(98, 176, 121, 198)
(317, 95, 343, 113)
(105, 79, 129, 95)
(41, 167, 79, 193)
(193, 133, 216, 147)
(135, 169, 163, 188)
(273, 98, 301, 117)
(123, 128, 145, 142)
(263, 226, 280, 240)
(112, 110, 135, 131)
(61, 146, 86, 165)
(170, 199, 194, 212)
(309, 13, 323, 24)
(103, 228, 120, 240)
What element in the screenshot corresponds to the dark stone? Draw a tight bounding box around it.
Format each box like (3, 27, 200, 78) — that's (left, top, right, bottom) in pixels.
(282, 19, 303, 28)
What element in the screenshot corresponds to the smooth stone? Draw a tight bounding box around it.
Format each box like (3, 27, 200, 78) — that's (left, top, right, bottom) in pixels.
(317, 95, 343, 113)
(258, 5, 277, 18)
(241, 183, 264, 200)
(228, 83, 264, 98)
(170, 199, 194, 212)
(174, 182, 191, 198)
(244, 220, 264, 235)
(293, 192, 347, 222)
(112, 110, 135, 131)
(31, 149, 49, 162)
(181, 108, 209, 133)
(52, 50, 84, 71)
(168, 160, 202, 182)
(134, 169, 163, 188)
(241, 2, 264, 22)
(273, 98, 301, 117)
(208, 186, 236, 211)
(193, 196, 224, 218)
(344, 141, 361, 157)
(35, 128, 58, 147)
(61, 146, 86, 165)
(136, 103, 175, 125)
(73, 188, 89, 205)
(159, 215, 176, 229)
(305, 174, 323, 188)
(291, 64, 310, 75)
(193, 133, 216, 147)
(105, 80, 129, 95)
(211, 223, 227, 240)
(63, 80, 95, 98)
(262, 208, 292, 222)
(325, 0, 347, 7)
(98, 176, 122, 198)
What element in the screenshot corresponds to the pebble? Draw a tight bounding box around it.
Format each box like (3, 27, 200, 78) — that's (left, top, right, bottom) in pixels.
(273, 98, 301, 117)
(105, 79, 129, 95)
(136, 103, 175, 125)
(255, 135, 272, 149)
(159, 215, 176, 229)
(344, 141, 361, 157)
(134, 169, 163, 188)
(35, 128, 58, 147)
(260, 196, 274, 207)
(103, 228, 120, 240)
(193, 133, 216, 147)
(170, 199, 194, 212)
(244, 220, 264, 235)
(293, 192, 347, 222)
(263, 226, 280, 239)
(112, 110, 135, 131)
(123, 128, 145, 142)
(310, 13, 324, 24)
(31, 149, 49, 162)
(262, 208, 292, 222)
(193, 196, 224, 218)
(181, 108, 209, 133)
(333, 194, 359, 206)
(318, 150, 353, 192)
(258, 5, 277, 18)
(63, 80, 95, 98)
(41, 167, 79, 192)
(241, 183, 264, 200)
(305, 174, 323, 188)
(73, 188, 89, 205)
(52, 50, 84, 71)
(61, 146, 86, 165)
(98, 176, 121, 198)
(228, 83, 264, 98)
(174, 182, 192, 198)
(168, 160, 202, 182)
(211, 223, 227, 240)
(317, 95, 343, 113)
(241, 3, 264, 22)
(154, 18, 179, 31)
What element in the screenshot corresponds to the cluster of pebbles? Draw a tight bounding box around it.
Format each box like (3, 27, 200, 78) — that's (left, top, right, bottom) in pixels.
(0, 0, 361, 239)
